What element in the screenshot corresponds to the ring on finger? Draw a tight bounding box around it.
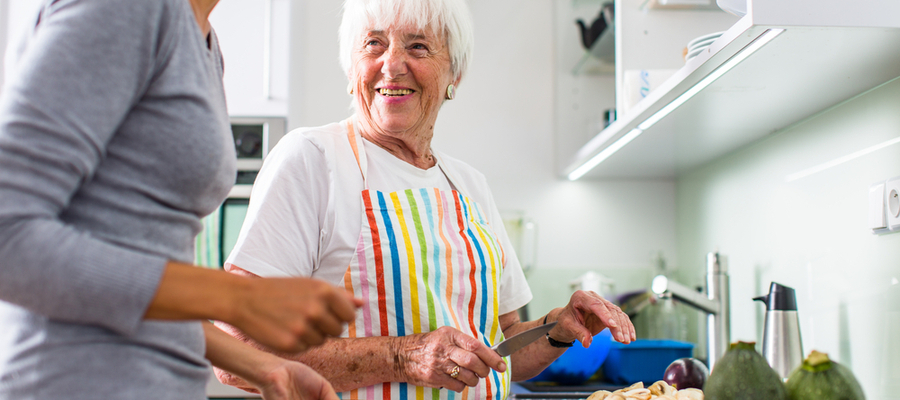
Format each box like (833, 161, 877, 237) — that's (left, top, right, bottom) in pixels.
(450, 365, 461, 379)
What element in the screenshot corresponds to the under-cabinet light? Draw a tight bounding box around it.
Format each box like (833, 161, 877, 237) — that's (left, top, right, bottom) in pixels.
(638, 29, 784, 131)
(567, 28, 785, 181)
(567, 129, 643, 180)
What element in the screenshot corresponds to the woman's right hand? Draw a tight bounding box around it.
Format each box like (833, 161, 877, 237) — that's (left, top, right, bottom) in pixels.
(147, 262, 360, 354)
(396, 326, 507, 392)
(231, 277, 362, 353)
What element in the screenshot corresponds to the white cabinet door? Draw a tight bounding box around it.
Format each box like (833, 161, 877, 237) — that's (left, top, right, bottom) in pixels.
(210, 0, 290, 117)
(0, 0, 43, 89)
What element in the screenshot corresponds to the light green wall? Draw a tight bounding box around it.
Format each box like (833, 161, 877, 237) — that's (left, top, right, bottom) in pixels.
(675, 77, 900, 399)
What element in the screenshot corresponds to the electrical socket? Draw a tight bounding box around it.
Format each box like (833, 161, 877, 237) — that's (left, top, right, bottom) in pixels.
(886, 176, 900, 231)
(870, 182, 887, 232)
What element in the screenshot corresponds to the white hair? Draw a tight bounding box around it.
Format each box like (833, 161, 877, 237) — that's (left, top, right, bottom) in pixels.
(338, 0, 475, 83)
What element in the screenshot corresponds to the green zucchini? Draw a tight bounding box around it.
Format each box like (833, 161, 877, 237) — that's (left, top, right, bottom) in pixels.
(704, 341, 788, 400)
(785, 350, 865, 400)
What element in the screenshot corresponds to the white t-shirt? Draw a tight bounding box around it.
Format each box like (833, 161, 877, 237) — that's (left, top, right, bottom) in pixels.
(227, 120, 533, 316)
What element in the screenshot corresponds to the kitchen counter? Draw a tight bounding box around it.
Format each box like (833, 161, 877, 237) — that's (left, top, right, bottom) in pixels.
(509, 382, 624, 399)
(208, 381, 619, 400)
(207, 375, 261, 399)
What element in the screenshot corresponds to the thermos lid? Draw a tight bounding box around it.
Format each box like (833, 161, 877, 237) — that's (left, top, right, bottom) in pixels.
(753, 282, 798, 311)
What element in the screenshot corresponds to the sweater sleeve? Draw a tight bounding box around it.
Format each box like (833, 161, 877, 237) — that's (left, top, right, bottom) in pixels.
(0, 0, 172, 335)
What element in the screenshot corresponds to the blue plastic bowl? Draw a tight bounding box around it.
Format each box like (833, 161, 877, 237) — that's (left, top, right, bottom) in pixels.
(527, 329, 613, 385)
(601, 339, 694, 385)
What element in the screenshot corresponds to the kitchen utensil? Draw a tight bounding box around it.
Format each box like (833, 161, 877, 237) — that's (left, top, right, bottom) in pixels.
(754, 282, 803, 380)
(576, 12, 607, 51)
(576, 2, 614, 51)
(492, 322, 557, 357)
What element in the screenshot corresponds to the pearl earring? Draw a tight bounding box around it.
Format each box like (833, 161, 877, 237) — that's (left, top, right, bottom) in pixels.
(446, 84, 455, 100)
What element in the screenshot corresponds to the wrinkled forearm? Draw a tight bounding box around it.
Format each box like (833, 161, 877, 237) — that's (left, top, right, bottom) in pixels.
(504, 309, 567, 382)
(215, 320, 405, 392)
(299, 336, 406, 391)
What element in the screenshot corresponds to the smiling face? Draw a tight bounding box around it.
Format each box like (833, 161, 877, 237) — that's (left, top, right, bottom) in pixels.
(350, 24, 458, 139)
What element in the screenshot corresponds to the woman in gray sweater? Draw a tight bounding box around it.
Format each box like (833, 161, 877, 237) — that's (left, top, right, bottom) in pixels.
(0, 0, 358, 399)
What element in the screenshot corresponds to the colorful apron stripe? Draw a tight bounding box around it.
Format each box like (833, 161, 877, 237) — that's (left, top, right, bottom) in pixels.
(341, 120, 509, 400)
(416, 189, 442, 332)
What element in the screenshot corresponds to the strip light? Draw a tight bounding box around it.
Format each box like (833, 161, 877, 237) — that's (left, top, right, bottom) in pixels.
(567, 129, 643, 180)
(567, 28, 785, 181)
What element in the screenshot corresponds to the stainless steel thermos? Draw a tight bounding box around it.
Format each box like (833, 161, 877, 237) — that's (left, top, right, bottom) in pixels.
(753, 282, 803, 380)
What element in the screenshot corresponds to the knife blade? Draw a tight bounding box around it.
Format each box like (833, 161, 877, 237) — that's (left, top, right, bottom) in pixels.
(491, 321, 558, 357)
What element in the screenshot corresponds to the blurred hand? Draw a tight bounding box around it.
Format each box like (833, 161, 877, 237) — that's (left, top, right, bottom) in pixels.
(256, 360, 340, 400)
(550, 290, 635, 346)
(397, 326, 507, 392)
(231, 277, 363, 353)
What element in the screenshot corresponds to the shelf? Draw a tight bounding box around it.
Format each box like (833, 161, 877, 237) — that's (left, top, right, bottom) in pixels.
(572, 19, 615, 75)
(642, 0, 721, 10)
(563, 0, 900, 179)
(573, 53, 616, 75)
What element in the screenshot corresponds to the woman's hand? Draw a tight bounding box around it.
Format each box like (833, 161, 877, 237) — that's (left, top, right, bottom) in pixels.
(396, 326, 507, 392)
(148, 262, 362, 354)
(256, 360, 341, 400)
(205, 321, 342, 400)
(231, 277, 363, 353)
(549, 290, 635, 346)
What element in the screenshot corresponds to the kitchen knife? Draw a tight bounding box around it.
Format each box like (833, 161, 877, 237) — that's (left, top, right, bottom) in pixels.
(491, 321, 558, 357)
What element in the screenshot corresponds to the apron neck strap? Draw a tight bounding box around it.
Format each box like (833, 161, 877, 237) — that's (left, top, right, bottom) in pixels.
(344, 116, 468, 196)
(344, 117, 369, 188)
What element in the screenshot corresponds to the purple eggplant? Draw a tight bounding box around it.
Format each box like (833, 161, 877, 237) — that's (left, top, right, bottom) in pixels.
(663, 357, 709, 390)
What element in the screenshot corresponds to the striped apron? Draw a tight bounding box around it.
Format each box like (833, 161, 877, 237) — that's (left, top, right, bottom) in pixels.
(339, 120, 510, 400)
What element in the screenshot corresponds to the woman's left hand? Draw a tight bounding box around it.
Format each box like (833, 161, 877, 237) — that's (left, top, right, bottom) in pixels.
(256, 360, 340, 400)
(549, 290, 635, 346)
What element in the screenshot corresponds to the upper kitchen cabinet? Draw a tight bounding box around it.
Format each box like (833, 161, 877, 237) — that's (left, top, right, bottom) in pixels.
(554, 0, 736, 175)
(210, 0, 290, 117)
(564, 0, 900, 180)
(554, 0, 618, 173)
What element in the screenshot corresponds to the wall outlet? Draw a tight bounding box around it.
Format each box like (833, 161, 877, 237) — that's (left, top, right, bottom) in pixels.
(887, 177, 900, 231)
(870, 182, 887, 232)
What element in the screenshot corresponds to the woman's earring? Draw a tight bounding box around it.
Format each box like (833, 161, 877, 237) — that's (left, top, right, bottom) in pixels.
(446, 84, 455, 100)
(347, 83, 354, 95)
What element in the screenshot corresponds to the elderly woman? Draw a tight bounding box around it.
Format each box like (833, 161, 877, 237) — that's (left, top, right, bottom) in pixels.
(217, 0, 635, 398)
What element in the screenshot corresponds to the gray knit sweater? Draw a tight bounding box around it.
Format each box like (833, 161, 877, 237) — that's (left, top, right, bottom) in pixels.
(0, 0, 235, 398)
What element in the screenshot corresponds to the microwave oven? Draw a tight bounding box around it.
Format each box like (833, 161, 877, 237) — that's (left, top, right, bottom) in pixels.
(229, 116, 286, 197)
(194, 116, 287, 269)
